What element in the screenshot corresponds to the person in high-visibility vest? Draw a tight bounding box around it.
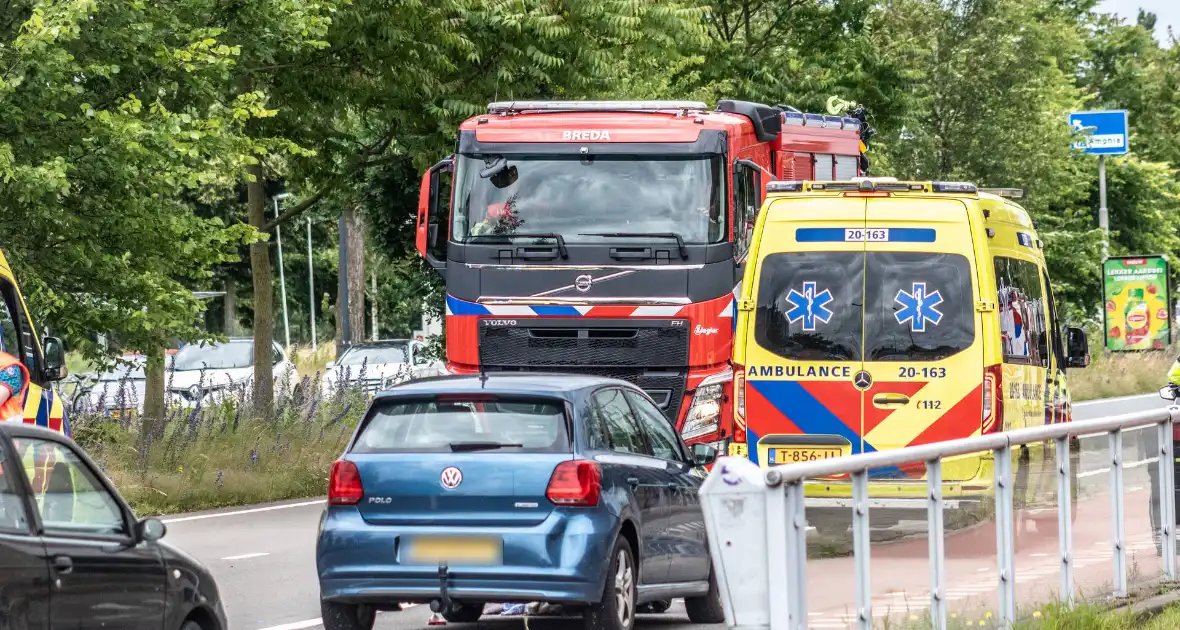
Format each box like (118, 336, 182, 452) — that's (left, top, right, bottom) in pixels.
(0, 349, 29, 423)
(1146, 370, 1180, 556)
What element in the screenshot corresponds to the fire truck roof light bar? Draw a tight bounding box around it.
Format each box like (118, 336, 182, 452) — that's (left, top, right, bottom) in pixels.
(766, 180, 980, 194)
(782, 111, 861, 131)
(487, 100, 709, 114)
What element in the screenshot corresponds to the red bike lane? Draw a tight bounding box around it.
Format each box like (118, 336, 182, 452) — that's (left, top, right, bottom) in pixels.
(800, 486, 1161, 628)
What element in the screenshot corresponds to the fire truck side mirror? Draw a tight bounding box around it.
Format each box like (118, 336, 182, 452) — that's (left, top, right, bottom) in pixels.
(417, 157, 453, 275)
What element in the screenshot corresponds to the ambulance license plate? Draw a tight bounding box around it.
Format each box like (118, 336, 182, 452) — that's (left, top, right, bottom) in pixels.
(772, 447, 842, 464)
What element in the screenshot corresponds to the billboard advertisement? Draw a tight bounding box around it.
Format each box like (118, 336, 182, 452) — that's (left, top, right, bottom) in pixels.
(1103, 255, 1171, 351)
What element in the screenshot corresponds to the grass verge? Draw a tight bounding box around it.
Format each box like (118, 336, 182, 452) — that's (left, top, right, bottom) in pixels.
(73, 365, 382, 515)
(885, 601, 1180, 629)
(1068, 347, 1175, 402)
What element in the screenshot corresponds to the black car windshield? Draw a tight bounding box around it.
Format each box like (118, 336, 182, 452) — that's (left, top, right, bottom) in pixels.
(171, 342, 254, 371)
(451, 154, 725, 244)
(352, 397, 570, 454)
(339, 343, 411, 366)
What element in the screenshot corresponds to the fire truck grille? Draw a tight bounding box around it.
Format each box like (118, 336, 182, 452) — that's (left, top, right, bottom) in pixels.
(478, 318, 690, 422)
(483, 365, 687, 423)
(477, 321, 689, 368)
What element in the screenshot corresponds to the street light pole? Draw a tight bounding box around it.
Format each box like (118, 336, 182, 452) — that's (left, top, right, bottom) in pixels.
(1099, 155, 1109, 258)
(307, 216, 317, 351)
(273, 193, 292, 349)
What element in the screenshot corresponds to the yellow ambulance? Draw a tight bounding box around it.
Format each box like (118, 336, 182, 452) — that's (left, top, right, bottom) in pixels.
(731, 179, 1090, 527)
(0, 247, 70, 435)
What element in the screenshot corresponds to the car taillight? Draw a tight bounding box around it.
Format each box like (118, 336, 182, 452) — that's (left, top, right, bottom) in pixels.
(329, 460, 364, 505)
(546, 460, 601, 507)
(982, 364, 1003, 434)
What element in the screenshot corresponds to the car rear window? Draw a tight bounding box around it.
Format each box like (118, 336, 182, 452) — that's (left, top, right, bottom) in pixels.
(351, 396, 571, 454)
(754, 251, 864, 362)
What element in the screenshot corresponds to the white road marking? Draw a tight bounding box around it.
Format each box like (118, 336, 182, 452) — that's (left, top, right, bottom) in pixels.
(221, 552, 269, 561)
(1077, 457, 1156, 478)
(257, 607, 417, 630)
(257, 620, 321, 630)
(161, 499, 324, 524)
(1074, 393, 1157, 407)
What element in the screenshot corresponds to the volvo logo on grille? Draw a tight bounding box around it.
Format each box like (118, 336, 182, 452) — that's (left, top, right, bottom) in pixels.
(482, 319, 517, 326)
(440, 466, 463, 489)
(853, 370, 873, 391)
(574, 274, 593, 293)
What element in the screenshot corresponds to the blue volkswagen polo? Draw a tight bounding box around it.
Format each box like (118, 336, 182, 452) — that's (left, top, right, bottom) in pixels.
(316, 373, 723, 630)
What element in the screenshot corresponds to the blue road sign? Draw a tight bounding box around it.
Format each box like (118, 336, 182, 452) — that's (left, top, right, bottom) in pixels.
(1068, 110, 1129, 155)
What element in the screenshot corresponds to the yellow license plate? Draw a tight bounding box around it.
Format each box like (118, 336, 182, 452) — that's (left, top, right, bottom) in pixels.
(728, 443, 748, 457)
(403, 536, 502, 566)
(773, 447, 842, 464)
(109, 410, 122, 420)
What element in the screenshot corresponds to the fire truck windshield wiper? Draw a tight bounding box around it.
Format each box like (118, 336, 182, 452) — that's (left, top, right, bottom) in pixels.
(578, 232, 687, 259)
(468, 233, 568, 259)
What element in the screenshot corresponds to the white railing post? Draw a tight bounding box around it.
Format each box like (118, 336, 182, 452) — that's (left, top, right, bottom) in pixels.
(783, 479, 809, 630)
(994, 444, 1017, 627)
(1110, 429, 1127, 596)
(1162, 414, 1177, 578)
(926, 459, 947, 629)
(851, 469, 872, 630)
(1055, 436, 1074, 606)
(699, 456, 773, 630)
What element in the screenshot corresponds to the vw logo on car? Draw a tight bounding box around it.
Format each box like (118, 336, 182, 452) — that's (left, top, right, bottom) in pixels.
(440, 466, 463, 490)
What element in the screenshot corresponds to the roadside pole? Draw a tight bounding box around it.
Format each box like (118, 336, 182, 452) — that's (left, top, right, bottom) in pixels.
(1099, 155, 1108, 258)
(307, 216, 317, 351)
(337, 213, 350, 353)
(273, 193, 292, 349)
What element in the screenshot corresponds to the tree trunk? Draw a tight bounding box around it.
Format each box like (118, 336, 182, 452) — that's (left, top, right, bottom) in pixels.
(345, 206, 366, 344)
(141, 347, 166, 440)
(247, 163, 275, 418)
(224, 276, 237, 336)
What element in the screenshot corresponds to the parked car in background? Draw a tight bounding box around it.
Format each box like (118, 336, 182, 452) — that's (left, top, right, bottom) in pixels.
(169, 337, 298, 406)
(317, 373, 724, 630)
(0, 422, 226, 629)
(70, 354, 148, 417)
(321, 340, 442, 395)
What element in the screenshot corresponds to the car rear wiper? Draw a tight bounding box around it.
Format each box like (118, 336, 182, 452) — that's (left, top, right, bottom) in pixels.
(449, 441, 525, 452)
(578, 232, 687, 259)
(468, 233, 568, 259)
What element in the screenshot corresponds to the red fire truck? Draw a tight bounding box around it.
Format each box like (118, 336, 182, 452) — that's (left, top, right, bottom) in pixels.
(415, 99, 869, 454)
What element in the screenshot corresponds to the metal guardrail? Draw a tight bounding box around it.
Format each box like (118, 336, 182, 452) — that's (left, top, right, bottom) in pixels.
(699, 406, 1180, 630)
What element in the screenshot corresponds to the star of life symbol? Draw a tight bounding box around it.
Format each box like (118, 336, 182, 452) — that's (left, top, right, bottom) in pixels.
(785, 281, 834, 332)
(894, 282, 944, 333)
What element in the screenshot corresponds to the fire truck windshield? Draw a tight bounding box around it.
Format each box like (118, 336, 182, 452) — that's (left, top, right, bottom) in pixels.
(451, 154, 725, 245)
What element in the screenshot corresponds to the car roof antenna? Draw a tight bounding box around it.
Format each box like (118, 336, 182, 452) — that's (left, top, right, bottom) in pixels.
(478, 363, 488, 388)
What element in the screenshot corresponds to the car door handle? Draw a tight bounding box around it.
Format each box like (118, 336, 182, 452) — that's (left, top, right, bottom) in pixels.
(872, 394, 910, 408)
(53, 556, 73, 575)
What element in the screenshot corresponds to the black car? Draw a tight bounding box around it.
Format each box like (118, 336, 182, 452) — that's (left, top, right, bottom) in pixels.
(0, 423, 226, 630)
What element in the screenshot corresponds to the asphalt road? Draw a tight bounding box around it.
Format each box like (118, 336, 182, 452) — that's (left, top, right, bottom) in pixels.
(157, 392, 1172, 630)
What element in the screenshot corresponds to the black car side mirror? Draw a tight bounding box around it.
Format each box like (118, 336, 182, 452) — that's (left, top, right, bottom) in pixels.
(135, 518, 167, 543)
(692, 443, 718, 466)
(1066, 327, 1090, 368)
(42, 336, 68, 381)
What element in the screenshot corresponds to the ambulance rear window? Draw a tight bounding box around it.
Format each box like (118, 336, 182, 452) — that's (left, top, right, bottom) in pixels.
(753, 252, 864, 362)
(863, 252, 976, 361)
